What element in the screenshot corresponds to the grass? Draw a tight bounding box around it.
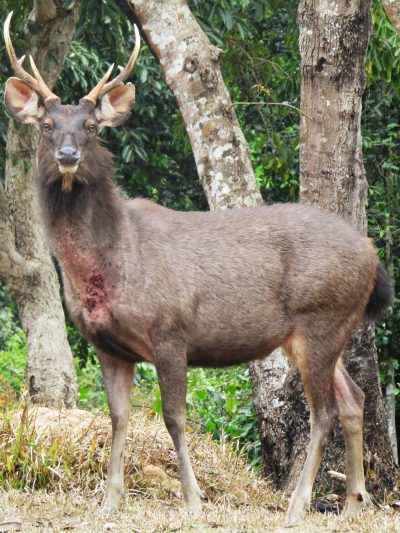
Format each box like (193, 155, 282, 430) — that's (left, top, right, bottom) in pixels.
(0, 401, 399, 532)
(1, 491, 399, 533)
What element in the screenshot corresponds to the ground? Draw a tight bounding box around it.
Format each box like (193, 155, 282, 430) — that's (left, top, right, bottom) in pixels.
(1, 491, 400, 532)
(0, 407, 399, 532)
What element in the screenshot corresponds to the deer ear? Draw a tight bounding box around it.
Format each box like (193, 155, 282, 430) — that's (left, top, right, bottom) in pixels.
(4, 78, 44, 124)
(95, 83, 135, 128)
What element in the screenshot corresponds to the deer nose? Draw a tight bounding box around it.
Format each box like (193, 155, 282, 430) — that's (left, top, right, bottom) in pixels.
(56, 147, 81, 166)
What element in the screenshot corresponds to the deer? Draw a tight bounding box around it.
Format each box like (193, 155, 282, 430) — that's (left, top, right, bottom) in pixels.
(3, 12, 391, 524)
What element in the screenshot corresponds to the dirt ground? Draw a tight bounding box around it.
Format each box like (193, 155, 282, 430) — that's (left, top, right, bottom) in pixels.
(1, 491, 400, 533)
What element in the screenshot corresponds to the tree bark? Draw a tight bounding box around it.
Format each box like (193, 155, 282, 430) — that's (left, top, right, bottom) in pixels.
(382, 0, 400, 34)
(384, 213, 398, 463)
(124, 0, 262, 209)
(275, 0, 397, 496)
(377, 0, 400, 466)
(1, 0, 80, 408)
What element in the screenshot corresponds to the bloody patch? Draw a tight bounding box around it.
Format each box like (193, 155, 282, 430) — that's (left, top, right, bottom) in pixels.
(83, 272, 107, 313)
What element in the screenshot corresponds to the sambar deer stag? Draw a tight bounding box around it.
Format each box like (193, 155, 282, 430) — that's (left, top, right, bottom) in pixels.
(3, 12, 391, 523)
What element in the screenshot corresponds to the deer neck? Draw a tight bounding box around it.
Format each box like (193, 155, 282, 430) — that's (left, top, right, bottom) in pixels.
(37, 144, 124, 259)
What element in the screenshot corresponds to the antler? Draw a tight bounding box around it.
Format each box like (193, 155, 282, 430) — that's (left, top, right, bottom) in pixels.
(83, 24, 141, 103)
(3, 12, 59, 103)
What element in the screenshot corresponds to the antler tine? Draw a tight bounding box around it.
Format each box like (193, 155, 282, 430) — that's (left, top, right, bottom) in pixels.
(83, 24, 141, 103)
(83, 63, 115, 104)
(4, 12, 58, 103)
(99, 25, 141, 97)
(29, 56, 58, 101)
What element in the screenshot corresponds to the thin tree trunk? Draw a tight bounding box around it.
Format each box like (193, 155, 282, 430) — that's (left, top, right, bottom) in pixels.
(384, 211, 398, 464)
(1, 0, 80, 407)
(376, 0, 400, 467)
(382, 0, 400, 34)
(386, 360, 398, 464)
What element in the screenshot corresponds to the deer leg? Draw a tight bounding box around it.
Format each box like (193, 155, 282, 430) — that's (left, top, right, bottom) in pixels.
(98, 351, 134, 514)
(285, 338, 338, 523)
(334, 361, 372, 515)
(155, 340, 202, 514)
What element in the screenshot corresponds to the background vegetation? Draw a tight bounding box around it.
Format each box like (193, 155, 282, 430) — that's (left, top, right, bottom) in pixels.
(0, 0, 399, 467)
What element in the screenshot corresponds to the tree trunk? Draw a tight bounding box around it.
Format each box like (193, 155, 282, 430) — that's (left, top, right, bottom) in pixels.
(386, 360, 398, 464)
(382, 0, 400, 34)
(1, 0, 80, 408)
(384, 212, 398, 464)
(274, 0, 397, 496)
(124, 0, 398, 498)
(124, 0, 262, 209)
(377, 0, 400, 467)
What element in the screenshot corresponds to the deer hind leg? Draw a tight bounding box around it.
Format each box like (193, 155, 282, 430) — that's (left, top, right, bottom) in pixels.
(284, 333, 339, 524)
(98, 351, 134, 514)
(155, 339, 202, 514)
(334, 360, 372, 515)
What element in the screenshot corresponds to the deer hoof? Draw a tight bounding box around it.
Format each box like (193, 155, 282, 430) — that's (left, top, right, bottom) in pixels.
(343, 491, 373, 517)
(100, 498, 119, 515)
(185, 495, 202, 516)
(284, 513, 303, 528)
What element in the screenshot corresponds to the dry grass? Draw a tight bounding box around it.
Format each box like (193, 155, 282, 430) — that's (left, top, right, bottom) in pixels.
(0, 404, 399, 532)
(1, 490, 400, 532)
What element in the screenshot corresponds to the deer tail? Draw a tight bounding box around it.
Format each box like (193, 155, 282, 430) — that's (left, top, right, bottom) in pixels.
(365, 262, 392, 322)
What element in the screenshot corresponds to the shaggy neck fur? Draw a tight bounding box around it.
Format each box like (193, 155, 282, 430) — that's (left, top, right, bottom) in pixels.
(37, 142, 123, 251)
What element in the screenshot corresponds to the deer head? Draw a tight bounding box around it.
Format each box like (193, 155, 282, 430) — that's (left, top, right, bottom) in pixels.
(3, 12, 140, 191)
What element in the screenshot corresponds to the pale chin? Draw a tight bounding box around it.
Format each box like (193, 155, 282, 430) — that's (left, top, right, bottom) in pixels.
(58, 164, 79, 174)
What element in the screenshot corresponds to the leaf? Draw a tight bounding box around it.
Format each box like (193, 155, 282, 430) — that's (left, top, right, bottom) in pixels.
(195, 389, 207, 400)
(225, 396, 237, 414)
(205, 419, 216, 432)
(227, 383, 237, 395)
(152, 398, 162, 415)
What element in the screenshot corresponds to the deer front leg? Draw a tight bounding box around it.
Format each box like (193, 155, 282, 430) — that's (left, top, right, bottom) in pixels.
(155, 339, 202, 514)
(98, 351, 134, 514)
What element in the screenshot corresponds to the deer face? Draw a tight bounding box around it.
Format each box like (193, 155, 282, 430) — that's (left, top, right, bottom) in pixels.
(3, 12, 139, 186)
(5, 81, 135, 177)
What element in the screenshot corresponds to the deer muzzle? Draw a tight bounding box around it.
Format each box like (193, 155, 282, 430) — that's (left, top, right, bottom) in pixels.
(56, 147, 81, 174)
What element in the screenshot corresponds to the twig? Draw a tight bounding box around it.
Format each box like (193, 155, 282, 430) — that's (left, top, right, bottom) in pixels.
(328, 470, 346, 483)
(231, 100, 313, 120)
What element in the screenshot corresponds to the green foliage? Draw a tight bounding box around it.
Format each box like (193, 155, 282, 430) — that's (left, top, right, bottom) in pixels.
(75, 357, 107, 410)
(133, 363, 260, 468)
(187, 366, 260, 468)
(0, 330, 27, 407)
(198, 0, 301, 202)
(363, 1, 400, 401)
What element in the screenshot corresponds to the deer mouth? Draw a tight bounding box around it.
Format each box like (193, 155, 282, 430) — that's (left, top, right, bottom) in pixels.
(58, 164, 79, 174)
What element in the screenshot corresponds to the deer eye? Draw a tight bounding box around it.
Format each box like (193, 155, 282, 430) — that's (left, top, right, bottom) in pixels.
(42, 122, 52, 132)
(87, 123, 97, 134)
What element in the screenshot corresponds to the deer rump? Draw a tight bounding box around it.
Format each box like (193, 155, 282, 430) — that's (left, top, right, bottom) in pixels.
(64, 200, 381, 370)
